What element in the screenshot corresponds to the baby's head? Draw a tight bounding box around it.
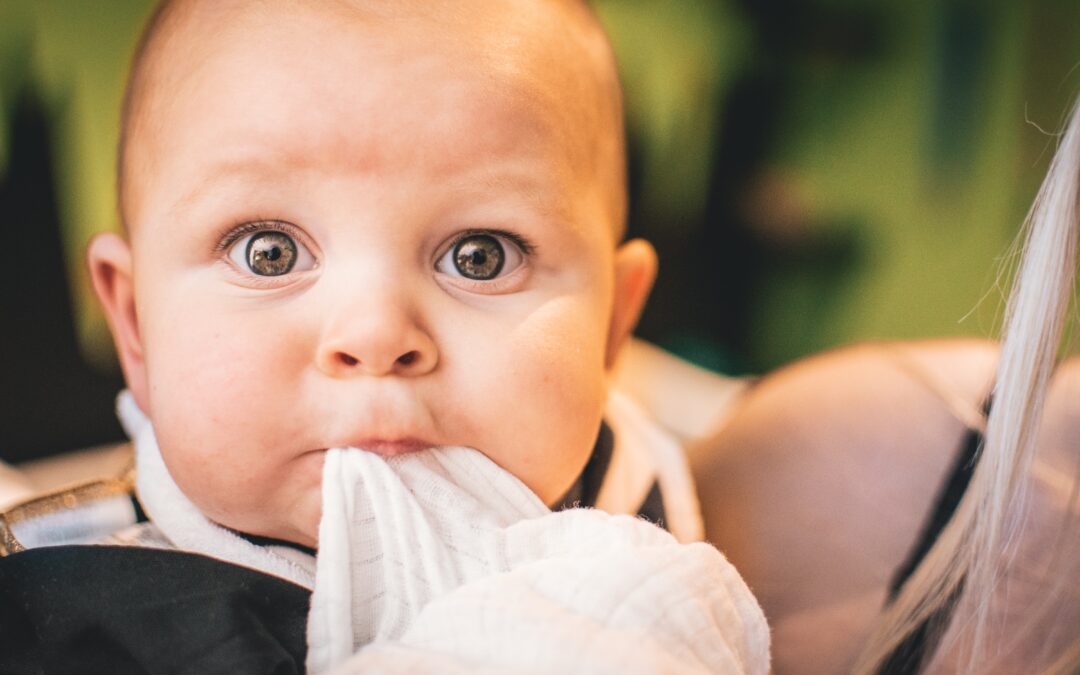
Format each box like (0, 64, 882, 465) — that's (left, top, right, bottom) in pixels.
(88, 0, 656, 547)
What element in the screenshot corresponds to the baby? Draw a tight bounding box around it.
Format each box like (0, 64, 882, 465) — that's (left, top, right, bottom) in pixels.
(0, 0, 768, 671)
(90, 0, 655, 550)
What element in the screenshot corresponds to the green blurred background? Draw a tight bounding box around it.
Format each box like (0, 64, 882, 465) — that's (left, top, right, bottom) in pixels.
(2, 0, 1079, 460)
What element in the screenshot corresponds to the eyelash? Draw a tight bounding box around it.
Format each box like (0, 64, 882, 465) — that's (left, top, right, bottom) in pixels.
(215, 219, 306, 253)
(436, 228, 537, 294)
(444, 229, 537, 258)
(215, 222, 535, 255)
(214, 221, 537, 288)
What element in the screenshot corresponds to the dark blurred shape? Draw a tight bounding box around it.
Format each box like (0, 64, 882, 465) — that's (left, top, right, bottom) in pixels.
(628, 0, 881, 373)
(0, 87, 126, 463)
(930, 1, 989, 180)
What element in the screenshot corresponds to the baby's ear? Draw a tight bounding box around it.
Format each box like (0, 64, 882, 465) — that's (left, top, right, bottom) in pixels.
(87, 233, 149, 411)
(606, 238, 658, 369)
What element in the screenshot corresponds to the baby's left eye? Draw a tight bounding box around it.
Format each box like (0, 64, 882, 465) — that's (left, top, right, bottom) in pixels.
(436, 232, 526, 281)
(226, 226, 317, 277)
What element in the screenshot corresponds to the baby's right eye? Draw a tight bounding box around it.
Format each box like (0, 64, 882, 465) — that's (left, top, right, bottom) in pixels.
(225, 225, 317, 277)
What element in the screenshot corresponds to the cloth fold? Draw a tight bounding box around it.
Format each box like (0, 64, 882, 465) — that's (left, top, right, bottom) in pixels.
(308, 445, 769, 674)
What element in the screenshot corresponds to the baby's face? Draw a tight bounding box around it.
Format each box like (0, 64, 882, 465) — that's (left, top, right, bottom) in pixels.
(92, 0, 654, 546)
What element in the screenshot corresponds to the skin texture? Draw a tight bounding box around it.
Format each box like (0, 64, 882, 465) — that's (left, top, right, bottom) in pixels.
(88, 0, 656, 548)
(695, 339, 1000, 674)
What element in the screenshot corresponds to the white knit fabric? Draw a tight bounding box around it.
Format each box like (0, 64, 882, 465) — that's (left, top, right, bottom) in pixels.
(308, 446, 770, 675)
(601, 389, 704, 543)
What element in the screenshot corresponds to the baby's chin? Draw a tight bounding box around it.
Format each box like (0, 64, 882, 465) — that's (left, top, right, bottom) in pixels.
(196, 462, 325, 550)
(221, 501, 322, 551)
(285, 477, 326, 550)
(287, 500, 323, 550)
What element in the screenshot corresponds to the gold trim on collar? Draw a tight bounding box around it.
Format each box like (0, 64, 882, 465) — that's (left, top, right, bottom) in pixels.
(0, 465, 136, 556)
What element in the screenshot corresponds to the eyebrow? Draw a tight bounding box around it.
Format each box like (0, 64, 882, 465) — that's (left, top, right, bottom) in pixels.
(166, 155, 285, 217)
(162, 147, 588, 240)
(448, 168, 585, 233)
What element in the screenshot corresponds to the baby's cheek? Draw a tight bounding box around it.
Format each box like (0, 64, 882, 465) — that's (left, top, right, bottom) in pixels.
(487, 306, 608, 502)
(158, 360, 295, 449)
(158, 429, 256, 502)
(159, 438, 322, 546)
(138, 288, 321, 542)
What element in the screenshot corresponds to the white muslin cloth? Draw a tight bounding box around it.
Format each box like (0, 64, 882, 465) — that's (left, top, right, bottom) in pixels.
(114, 389, 767, 673)
(308, 446, 770, 675)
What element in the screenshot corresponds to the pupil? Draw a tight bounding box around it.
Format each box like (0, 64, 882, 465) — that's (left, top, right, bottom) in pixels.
(246, 231, 297, 276)
(453, 234, 504, 280)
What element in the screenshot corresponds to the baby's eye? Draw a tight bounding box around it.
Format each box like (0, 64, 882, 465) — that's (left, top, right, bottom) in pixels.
(436, 232, 526, 281)
(226, 228, 317, 277)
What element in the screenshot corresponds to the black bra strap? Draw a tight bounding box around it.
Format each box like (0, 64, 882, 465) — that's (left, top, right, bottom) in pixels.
(879, 397, 990, 674)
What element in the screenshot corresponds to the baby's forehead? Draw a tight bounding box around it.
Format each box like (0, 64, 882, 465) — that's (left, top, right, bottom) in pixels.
(168, 0, 588, 57)
(122, 0, 626, 238)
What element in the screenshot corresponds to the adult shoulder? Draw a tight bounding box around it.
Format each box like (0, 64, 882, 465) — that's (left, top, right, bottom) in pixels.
(692, 338, 998, 675)
(1041, 355, 1080, 465)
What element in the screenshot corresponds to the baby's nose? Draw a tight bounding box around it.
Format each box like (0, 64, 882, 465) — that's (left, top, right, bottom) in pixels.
(315, 299, 438, 378)
(332, 347, 427, 372)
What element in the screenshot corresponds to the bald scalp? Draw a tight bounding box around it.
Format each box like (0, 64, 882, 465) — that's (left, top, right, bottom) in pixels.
(117, 0, 627, 239)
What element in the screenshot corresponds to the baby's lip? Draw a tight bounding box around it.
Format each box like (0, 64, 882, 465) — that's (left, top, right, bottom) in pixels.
(330, 438, 434, 457)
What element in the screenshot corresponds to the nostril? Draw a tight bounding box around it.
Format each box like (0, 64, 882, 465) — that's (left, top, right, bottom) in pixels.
(338, 353, 359, 367)
(397, 351, 418, 366)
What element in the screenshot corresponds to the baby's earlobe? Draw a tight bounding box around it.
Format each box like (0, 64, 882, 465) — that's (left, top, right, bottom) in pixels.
(606, 239, 658, 369)
(86, 233, 149, 409)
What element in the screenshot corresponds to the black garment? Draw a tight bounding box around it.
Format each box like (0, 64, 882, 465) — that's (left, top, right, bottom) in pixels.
(0, 421, 667, 673)
(877, 413, 985, 675)
(553, 421, 615, 510)
(554, 420, 668, 527)
(0, 546, 310, 674)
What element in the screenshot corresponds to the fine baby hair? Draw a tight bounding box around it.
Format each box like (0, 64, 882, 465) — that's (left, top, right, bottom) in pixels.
(855, 97, 1080, 674)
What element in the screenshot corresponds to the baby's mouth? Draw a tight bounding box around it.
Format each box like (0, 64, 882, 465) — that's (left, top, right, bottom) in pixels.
(330, 438, 435, 457)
